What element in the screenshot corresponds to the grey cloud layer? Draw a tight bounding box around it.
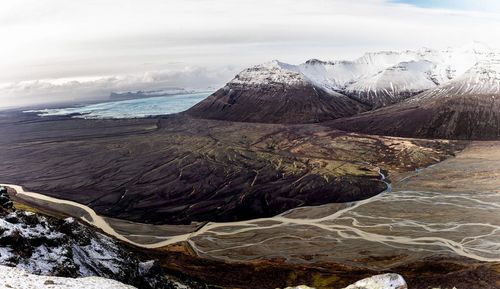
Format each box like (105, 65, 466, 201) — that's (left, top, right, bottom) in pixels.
(1, 67, 238, 108)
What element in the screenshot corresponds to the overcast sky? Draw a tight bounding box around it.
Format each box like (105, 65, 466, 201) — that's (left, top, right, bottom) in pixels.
(2, 0, 500, 108)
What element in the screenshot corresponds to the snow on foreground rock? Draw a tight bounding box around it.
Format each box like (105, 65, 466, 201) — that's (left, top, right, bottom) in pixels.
(0, 265, 136, 288)
(283, 273, 407, 289)
(0, 186, 191, 289)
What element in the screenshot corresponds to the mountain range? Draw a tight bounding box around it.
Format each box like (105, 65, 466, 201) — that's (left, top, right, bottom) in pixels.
(187, 42, 499, 139)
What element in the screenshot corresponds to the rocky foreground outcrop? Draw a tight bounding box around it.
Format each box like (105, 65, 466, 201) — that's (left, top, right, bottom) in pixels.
(0, 186, 203, 289)
(0, 265, 411, 289)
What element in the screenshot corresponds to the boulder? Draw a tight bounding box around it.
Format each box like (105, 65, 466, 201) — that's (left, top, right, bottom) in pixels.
(0, 186, 13, 210)
(282, 273, 407, 289)
(344, 274, 407, 289)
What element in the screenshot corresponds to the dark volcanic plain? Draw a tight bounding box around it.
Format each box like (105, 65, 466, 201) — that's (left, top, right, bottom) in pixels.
(0, 110, 462, 225)
(2, 107, 498, 289)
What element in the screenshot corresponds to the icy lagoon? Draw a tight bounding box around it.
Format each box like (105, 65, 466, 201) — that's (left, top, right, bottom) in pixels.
(26, 92, 211, 119)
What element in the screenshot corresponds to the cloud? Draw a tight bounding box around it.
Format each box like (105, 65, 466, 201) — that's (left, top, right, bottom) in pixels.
(0, 66, 238, 108)
(392, 0, 500, 12)
(1, 0, 500, 107)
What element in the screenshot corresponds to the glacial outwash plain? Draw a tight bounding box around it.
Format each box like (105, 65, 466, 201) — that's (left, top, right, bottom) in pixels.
(0, 44, 499, 289)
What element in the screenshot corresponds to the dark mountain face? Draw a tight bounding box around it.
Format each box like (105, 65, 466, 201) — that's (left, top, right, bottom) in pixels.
(329, 94, 499, 140)
(343, 89, 425, 109)
(188, 72, 500, 140)
(186, 83, 369, 124)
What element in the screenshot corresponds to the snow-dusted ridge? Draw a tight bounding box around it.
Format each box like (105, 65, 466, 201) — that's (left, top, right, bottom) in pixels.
(410, 56, 500, 102)
(228, 42, 499, 108)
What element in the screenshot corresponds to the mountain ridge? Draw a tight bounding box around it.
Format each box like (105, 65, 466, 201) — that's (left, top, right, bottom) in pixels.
(187, 43, 499, 122)
(329, 56, 500, 140)
(187, 43, 500, 139)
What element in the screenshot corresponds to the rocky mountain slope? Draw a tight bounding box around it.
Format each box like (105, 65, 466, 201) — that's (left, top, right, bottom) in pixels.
(330, 58, 500, 140)
(0, 186, 199, 289)
(187, 42, 496, 124)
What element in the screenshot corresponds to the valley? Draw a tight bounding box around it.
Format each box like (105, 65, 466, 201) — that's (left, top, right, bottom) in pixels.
(2, 136, 498, 289)
(0, 111, 461, 225)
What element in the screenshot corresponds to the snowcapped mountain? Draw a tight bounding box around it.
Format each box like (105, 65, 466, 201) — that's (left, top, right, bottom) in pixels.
(410, 56, 500, 102)
(330, 52, 500, 140)
(231, 60, 307, 86)
(188, 42, 500, 128)
(297, 50, 432, 92)
(344, 60, 444, 107)
(187, 60, 368, 123)
(295, 42, 496, 107)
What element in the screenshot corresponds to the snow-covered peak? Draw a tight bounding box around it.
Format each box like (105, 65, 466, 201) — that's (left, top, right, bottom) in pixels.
(230, 60, 306, 86)
(354, 50, 420, 66)
(410, 55, 500, 102)
(437, 42, 495, 78)
(263, 59, 297, 70)
(348, 60, 441, 88)
(225, 43, 499, 107)
(298, 47, 453, 91)
(461, 57, 500, 79)
(344, 60, 448, 107)
(446, 57, 500, 94)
